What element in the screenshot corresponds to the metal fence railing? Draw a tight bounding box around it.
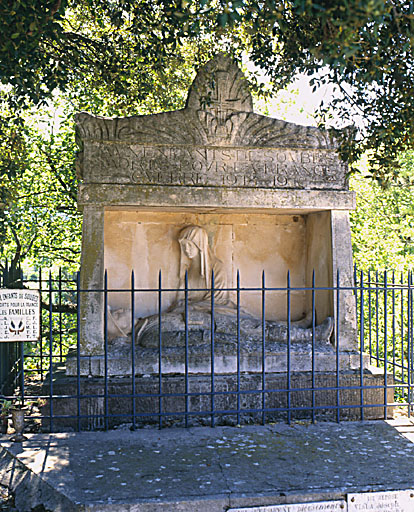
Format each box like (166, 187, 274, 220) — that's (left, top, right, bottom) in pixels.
(0, 266, 413, 432)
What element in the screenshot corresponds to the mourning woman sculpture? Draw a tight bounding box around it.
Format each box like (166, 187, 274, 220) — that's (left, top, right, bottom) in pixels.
(170, 225, 236, 313)
(133, 225, 333, 348)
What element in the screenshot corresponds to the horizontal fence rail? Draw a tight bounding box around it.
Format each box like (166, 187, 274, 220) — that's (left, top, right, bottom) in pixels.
(0, 266, 413, 432)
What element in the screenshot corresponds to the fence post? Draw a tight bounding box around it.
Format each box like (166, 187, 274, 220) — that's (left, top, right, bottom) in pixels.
(0, 264, 19, 396)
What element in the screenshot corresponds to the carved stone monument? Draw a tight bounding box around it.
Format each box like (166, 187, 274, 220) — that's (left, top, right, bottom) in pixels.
(68, 53, 360, 378)
(43, 53, 397, 428)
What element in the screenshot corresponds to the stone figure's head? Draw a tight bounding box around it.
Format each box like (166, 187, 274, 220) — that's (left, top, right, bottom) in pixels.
(178, 225, 211, 278)
(179, 239, 199, 260)
(107, 307, 132, 341)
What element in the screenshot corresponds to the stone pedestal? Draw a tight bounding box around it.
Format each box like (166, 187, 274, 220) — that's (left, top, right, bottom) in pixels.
(43, 366, 393, 431)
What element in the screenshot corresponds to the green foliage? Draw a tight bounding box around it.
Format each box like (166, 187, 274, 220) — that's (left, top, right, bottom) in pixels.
(350, 153, 414, 271)
(0, 0, 220, 109)
(0, 43, 207, 275)
(2, 1, 414, 180)
(1, 0, 414, 274)
(0, 399, 12, 416)
(355, 270, 411, 404)
(0, 103, 81, 276)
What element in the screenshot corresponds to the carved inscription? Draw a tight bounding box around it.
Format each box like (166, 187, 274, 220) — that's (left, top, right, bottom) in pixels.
(84, 144, 347, 189)
(230, 501, 345, 511)
(348, 490, 414, 511)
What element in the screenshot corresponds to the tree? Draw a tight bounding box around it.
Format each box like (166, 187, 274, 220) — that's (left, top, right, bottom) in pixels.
(0, 40, 202, 275)
(2, 1, 414, 182)
(351, 153, 414, 271)
(0, 105, 80, 280)
(3, 0, 414, 274)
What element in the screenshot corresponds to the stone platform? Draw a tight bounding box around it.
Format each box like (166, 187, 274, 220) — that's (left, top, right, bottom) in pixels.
(42, 365, 391, 431)
(1, 420, 414, 511)
(65, 345, 367, 377)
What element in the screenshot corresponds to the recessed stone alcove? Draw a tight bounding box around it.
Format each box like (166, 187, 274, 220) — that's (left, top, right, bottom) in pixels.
(104, 209, 333, 326)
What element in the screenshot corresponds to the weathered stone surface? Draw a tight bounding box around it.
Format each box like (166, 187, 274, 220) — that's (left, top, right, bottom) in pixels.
(3, 421, 414, 511)
(331, 211, 358, 351)
(79, 144, 347, 190)
(230, 502, 345, 511)
(134, 312, 333, 349)
(76, 54, 346, 195)
(75, 54, 357, 367)
(65, 343, 368, 376)
(79, 206, 104, 355)
(46, 367, 390, 430)
(103, 211, 309, 321)
(78, 184, 355, 210)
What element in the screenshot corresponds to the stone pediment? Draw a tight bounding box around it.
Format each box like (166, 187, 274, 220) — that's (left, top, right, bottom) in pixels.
(76, 55, 334, 150)
(76, 54, 348, 193)
(76, 109, 333, 149)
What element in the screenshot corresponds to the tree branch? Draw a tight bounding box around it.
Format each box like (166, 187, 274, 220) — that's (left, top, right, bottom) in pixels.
(9, 226, 22, 270)
(39, 147, 77, 202)
(41, 301, 77, 314)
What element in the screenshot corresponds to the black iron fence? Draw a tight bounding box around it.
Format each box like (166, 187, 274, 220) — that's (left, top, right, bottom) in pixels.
(0, 266, 413, 432)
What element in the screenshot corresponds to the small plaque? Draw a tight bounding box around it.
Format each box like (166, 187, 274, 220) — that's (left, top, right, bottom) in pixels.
(0, 289, 41, 342)
(348, 490, 414, 511)
(229, 500, 346, 511)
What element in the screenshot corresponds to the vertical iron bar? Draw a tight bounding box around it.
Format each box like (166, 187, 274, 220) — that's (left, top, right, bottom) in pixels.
(184, 271, 189, 428)
(368, 270, 372, 364)
(104, 270, 109, 431)
(401, 272, 405, 384)
(236, 270, 241, 426)
(76, 271, 81, 432)
(375, 270, 379, 366)
(408, 270, 414, 415)
(392, 271, 396, 381)
(336, 269, 340, 423)
(311, 270, 316, 424)
(211, 270, 215, 427)
(19, 341, 24, 406)
(39, 268, 43, 381)
(158, 270, 162, 430)
(49, 272, 54, 432)
(384, 271, 388, 420)
(359, 270, 364, 421)
(287, 271, 291, 425)
(131, 271, 136, 430)
(354, 263, 358, 322)
(408, 271, 411, 417)
(261, 271, 266, 425)
(58, 267, 63, 362)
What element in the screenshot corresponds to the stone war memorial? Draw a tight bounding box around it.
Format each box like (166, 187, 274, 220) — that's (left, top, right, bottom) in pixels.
(58, 54, 388, 426)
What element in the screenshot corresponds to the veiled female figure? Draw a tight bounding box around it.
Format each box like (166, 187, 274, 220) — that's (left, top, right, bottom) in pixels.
(171, 225, 235, 313)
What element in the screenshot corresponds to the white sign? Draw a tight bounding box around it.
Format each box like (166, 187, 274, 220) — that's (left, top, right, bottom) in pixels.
(0, 289, 41, 342)
(229, 500, 346, 511)
(230, 492, 414, 512)
(348, 490, 414, 511)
